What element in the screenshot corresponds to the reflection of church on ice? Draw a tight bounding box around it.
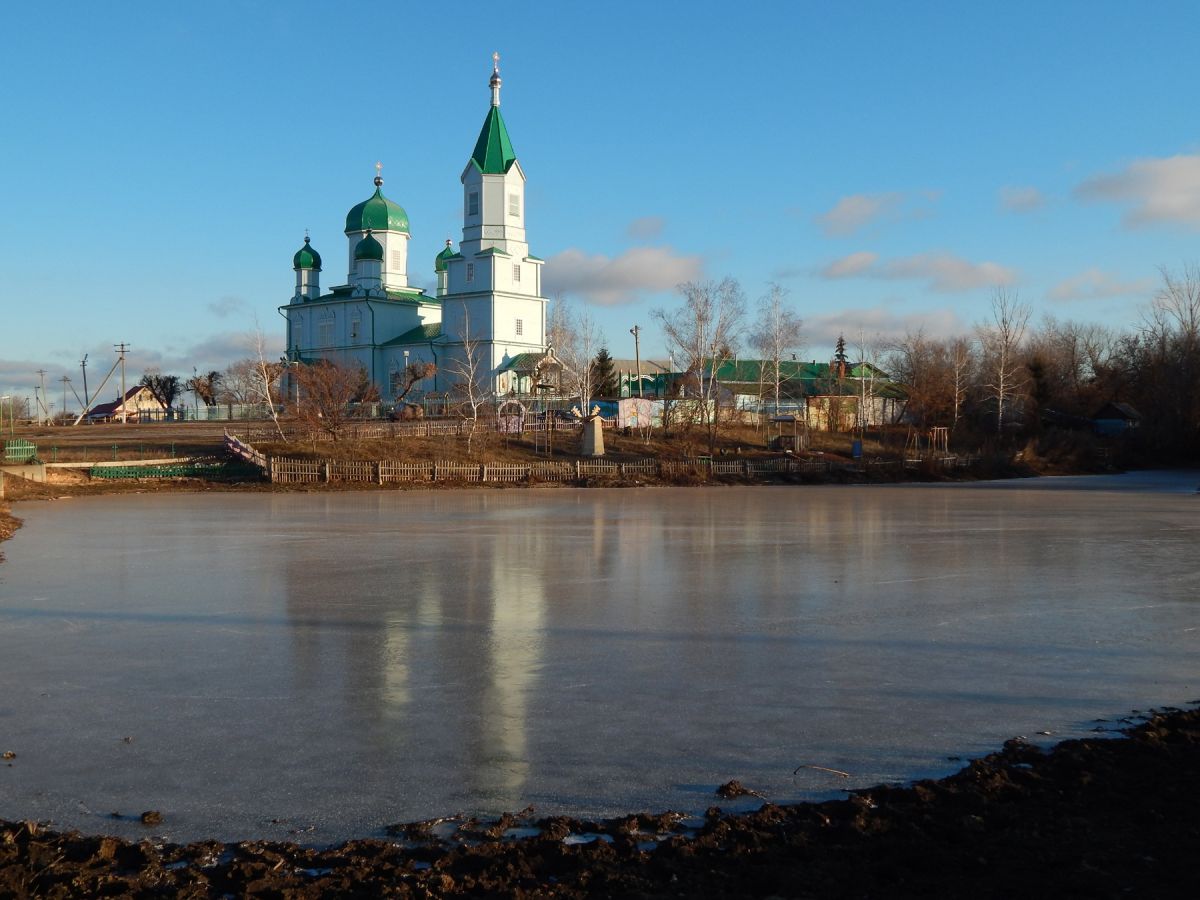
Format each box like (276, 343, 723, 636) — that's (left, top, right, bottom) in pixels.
(281, 56, 555, 400)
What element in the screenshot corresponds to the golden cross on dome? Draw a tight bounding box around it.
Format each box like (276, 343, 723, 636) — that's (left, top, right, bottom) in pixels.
(374, 161, 383, 187)
(492, 51, 500, 73)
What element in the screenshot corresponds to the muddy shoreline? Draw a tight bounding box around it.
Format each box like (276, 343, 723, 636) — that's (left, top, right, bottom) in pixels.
(2, 707, 1198, 897)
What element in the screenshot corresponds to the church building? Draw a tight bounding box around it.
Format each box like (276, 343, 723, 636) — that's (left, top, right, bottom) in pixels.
(281, 56, 552, 401)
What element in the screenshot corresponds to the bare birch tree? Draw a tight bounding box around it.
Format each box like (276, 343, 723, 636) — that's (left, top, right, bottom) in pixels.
(854, 329, 885, 435)
(446, 308, 490, 455)
(749, 282, 803, 417)
(950, 336, 976, 431)
(978, 289, 1031, 436)
(653, 277, 746, 455)
(250, 325, 287, 441)
(548, 296, 601, 414)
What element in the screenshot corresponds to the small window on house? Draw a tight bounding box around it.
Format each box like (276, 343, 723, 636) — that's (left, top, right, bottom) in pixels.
(508, 193, 520, 217)
(466, 262, 474, 283)
(515, 318, 524, 336)
(468, 192, 479, 216)
(512, 264, 521, 283)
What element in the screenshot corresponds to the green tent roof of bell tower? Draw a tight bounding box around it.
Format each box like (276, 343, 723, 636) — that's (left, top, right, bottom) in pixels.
(470, 106, 517, 174)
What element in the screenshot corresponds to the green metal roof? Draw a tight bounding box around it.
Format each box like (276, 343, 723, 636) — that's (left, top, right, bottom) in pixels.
(434, 242, 457, 272)
(293, 236, 322, 270)
(354, 231, 384, 261)
(345, 186, 410, 234)
(474, 246, 511, 257)
(470, 106, 518, 174)
(498, 352, 545, 373)
(298, 285, 437, 305)
(710, 359, 891, 384)
(703, 359, 903, 399)
(382, 323, 443, 346)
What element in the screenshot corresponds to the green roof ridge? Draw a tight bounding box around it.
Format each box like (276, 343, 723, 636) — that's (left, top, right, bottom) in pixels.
(471, 106, 517, 174)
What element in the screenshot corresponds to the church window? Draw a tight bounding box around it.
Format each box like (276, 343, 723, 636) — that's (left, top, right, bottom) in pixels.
(466, 262, 474, 283)
(318, 318, 335, 348)
(508, 193, 520, 217)
(390, 249, 403, 271)
(468, 192, 479, 216)
(512, 264, 521, 283)
(515, 318, 524, 336)
(350, 316, 361, 342)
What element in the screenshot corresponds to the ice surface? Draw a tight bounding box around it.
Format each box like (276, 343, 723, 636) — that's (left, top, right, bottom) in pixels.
(0, 473, 1197, 843)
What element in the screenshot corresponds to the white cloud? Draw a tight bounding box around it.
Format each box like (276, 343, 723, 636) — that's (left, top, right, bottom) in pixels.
(803, 306, 968, 348)
(626, 216, 666, 240)
(543, 246, 704, 306)
(999, 186, 1045, 212)
(206, 295, 250, 318)
(815, 193, 903, 237)
(1048, 268, 1155, 302)
(820, 251, 879, 278)
(814, 191, 939, 237)
(1075, 154, 1200, 229)
(817, 251, 1017, 292)
(881, 253, 1017, 292)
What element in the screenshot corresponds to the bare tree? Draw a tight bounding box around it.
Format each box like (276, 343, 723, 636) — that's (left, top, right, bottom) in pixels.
(391, 360, 436, 418)
(749, 282, 803, 416)
(1138, 262, 1200, 450)
(653, 277, 747, 455)
(977, 289, 1032, 436)
(185, 369, 222, 409)
(853, 329, 885, 435)
(291, 359, 374, 441)
(251, 327, 287, 441)
(138, 369, 181, 417)
(949, 336, 976, 431)
(445, 309, 490, 456)
(548, 296, 602, 414)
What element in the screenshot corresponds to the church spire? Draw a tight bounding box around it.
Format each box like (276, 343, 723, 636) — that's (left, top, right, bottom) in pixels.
(490, 51, 501, 107)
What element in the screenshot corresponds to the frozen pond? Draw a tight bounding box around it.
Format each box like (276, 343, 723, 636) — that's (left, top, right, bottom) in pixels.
(1, 472, 1197, 843)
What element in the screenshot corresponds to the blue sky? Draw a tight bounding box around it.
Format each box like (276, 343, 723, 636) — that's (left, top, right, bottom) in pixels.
(2, 1, 1199, 403)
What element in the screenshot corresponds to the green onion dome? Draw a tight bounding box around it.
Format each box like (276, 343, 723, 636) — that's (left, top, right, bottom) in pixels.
(293, 236, 322, 270)
(345, 176, 410, 235)
(354, 230, 384, 262)
(434, 239, 456, 273)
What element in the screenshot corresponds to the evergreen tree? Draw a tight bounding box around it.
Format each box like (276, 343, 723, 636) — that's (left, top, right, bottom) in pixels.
(833, 334, 849, 378)
(590, 346, 619, 398)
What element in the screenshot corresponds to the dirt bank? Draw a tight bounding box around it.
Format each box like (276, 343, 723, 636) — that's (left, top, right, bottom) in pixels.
(2, 707, 1197, 898)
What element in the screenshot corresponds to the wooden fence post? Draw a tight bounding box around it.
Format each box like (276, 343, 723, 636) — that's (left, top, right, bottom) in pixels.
(575, 459, 581, 479)
(376, 461, 383, 485)
(481, 464, 488, 482)
(323, 461, 331, 482)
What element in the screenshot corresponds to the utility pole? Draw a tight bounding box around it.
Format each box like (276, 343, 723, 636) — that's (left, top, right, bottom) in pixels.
(36, 369, 47, 425)
(60, 375, 70, 424)
(114, 343, 130, 424)
(80, 354, 89, 413)
(629, 325, 643, 399)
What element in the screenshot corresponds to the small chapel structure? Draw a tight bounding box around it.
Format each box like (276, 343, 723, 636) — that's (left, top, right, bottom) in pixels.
(281, 55, 554, 402)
